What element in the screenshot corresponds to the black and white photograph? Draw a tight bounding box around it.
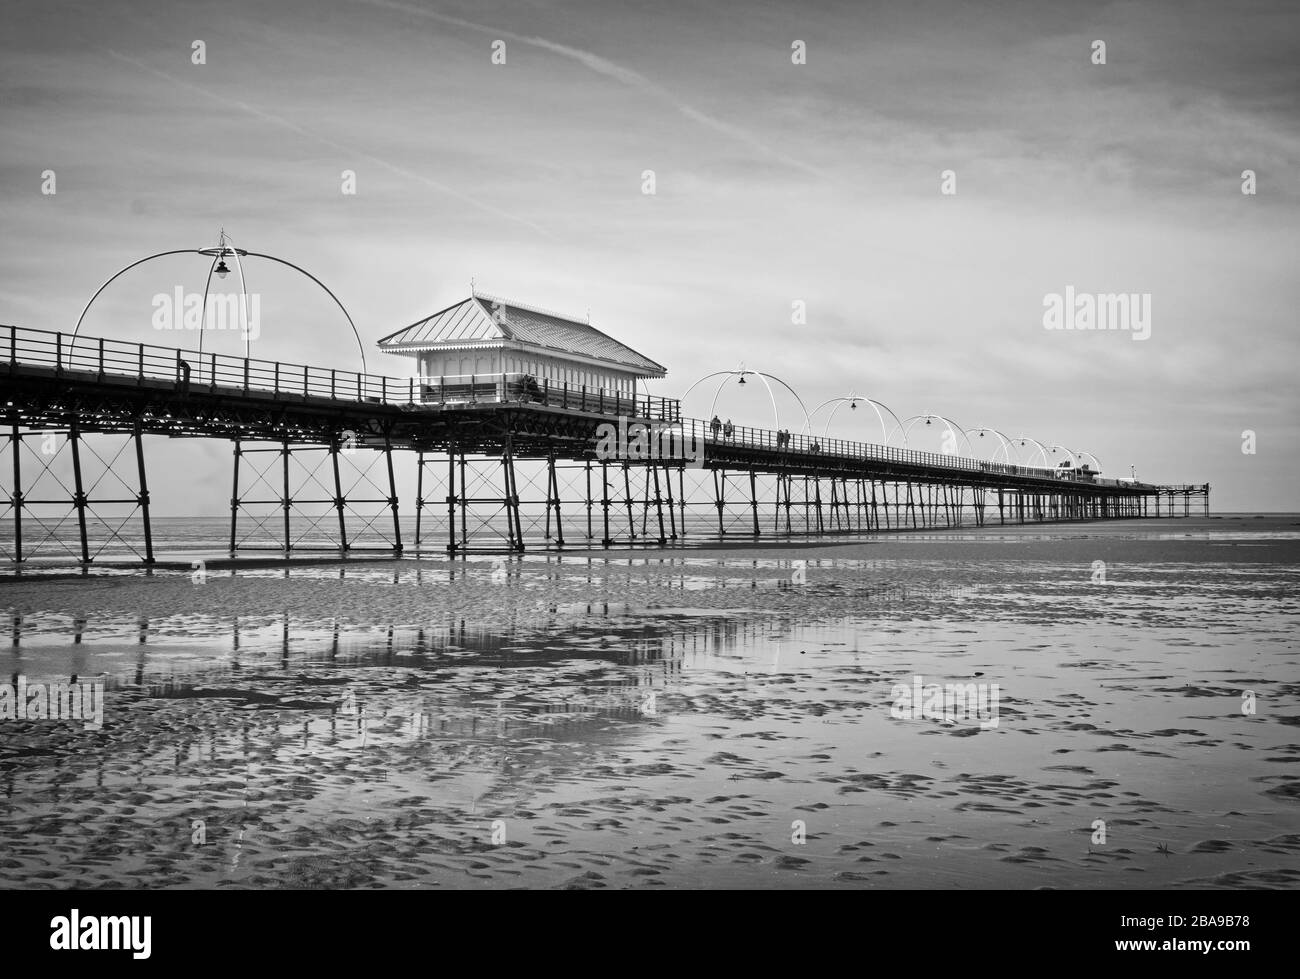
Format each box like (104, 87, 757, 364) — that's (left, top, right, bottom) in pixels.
(0, 0, 1295, 957)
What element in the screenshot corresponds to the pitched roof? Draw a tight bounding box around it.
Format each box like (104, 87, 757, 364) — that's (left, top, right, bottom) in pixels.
(377, 294, 667, 377)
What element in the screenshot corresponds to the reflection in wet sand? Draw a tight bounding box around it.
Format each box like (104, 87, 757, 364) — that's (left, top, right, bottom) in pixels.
(1, 539, 1298, 889)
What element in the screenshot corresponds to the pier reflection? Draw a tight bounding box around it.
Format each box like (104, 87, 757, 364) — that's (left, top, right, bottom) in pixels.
(0, 608, 778, 809)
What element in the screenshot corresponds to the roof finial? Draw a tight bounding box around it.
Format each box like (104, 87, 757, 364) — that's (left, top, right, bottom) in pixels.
(586, 305, 591, 324)
(470, 276, 476, 297)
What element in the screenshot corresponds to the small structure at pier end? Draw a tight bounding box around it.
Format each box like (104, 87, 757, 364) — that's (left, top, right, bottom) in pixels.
(376, 293, 666, 404)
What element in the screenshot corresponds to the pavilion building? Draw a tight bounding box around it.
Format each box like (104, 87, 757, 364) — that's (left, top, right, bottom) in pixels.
(376, 293, 667, 403)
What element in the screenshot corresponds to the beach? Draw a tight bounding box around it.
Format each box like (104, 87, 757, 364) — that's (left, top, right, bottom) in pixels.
(1, 516, 1298, 889)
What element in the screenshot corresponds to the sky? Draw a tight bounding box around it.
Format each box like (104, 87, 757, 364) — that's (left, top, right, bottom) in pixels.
(1, 0, 1297, 513)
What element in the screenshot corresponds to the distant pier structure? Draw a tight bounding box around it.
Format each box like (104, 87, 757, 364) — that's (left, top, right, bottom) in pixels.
(2, 291, 1209, 564)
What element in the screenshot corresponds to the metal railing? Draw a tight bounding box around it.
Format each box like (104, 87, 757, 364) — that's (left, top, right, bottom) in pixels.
(4, 324, 1137, 486)
(417, 373, 680, 421)
(6, 325, 416, 403)
(2, 326, 683, 420)
(680, 420, 1106, 482)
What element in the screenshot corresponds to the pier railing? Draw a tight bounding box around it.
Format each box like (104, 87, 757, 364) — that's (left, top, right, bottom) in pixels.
(417, 373, 681, 422)
(685, 420, 1122, 484)
(5, 326, 682, 420)
(6, 324, 1136, 487)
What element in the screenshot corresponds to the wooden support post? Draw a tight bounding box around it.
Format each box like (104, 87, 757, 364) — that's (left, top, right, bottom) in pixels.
(133, 419, 154, 565)
(601, 460, 612, 548)
(332, 440, 349, 553)
(229, 440, 241, 556)
(459, 452, 468, 552)
(678, 466, 687, 540)
(663, 465, 677, 541)
(384, 432, 402, 554)
(9, 419, 22, 562)
(548, 454, 565, 548)
(622, 461, 635, 542)
(445, 448, 458, 555)
(501, 436, 523, 552)
(544, 454, 553, 542)
(585, 459, 593, 543)
(653, 465, 667, 545)
(713, 468, 726, 538)
(69, 420, 90, 563)
(414, 451, 425, 551)
(281, 438, 292, 553)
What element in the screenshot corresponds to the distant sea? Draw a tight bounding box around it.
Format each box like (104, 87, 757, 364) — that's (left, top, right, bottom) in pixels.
(1, 512, 1297, 565)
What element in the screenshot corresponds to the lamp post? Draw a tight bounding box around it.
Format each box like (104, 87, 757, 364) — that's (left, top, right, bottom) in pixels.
(196, 230, 251, 358)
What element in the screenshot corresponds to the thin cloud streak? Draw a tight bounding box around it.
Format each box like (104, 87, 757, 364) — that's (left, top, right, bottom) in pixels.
(104, 49, 560, 242)
(354, 0, 825, 179)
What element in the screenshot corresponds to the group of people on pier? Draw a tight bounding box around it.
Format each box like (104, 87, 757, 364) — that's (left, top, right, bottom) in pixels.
(712, 421, 825, 454)
(774, 429, 819, 452)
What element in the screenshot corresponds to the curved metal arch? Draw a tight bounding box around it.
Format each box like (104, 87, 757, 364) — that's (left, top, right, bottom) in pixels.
(72, 242, 367, 372)
(680, 370, 737, 403)
(901, 413, 976, 457)
(682, 368, 810, 433)
(965, 427, 1016, 464)
(712, 371, 776, 429)
(1076, 450, 1103, 473)
(683, 371, 778, 430)
(1048, 444, 1078, 470)
(197, 251, 221, 361)
(1010, 435, 1052, 469)
(246, 252, 366, 373)
(229, 245, 251, 356)
(73, 249, 199, 340)
(812, 394, 908, 447)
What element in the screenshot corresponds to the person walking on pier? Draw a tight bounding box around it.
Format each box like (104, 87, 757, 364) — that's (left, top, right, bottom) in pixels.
(723, 418, 734, 441)
(177, 357, 192, 398)
(710, 415, 722, 440)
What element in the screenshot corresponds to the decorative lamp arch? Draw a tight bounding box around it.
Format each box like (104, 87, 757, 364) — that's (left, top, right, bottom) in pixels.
(71, 230, 367, 373)
(900, 413, 975, 457)
(965, 427, 1016, 464)
(682, 366, 810, 433)
(810, 394, 908, 447)
(1010, 435, 1052, 469)
(1047, 444, 1079, 470)
(1076, 450, 1103, 473)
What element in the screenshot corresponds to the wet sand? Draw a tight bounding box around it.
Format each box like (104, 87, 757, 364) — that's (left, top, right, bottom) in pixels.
(1, 517, 1297, 889)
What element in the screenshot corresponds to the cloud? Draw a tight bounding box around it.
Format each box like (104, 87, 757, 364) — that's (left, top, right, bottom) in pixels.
(104, 49, 560, 241)
(352, 0, 825, 179)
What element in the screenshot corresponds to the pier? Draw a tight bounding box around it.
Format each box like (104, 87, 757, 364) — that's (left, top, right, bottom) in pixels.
(2, 323, 1210, 563)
